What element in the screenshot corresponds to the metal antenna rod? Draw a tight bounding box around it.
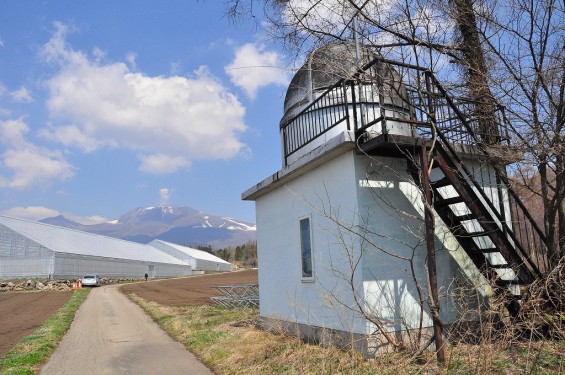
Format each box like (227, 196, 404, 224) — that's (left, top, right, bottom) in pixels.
(353, 15, 367, 128)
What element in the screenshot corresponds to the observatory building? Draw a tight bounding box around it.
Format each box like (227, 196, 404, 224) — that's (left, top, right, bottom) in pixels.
(243, 42, 546, 355)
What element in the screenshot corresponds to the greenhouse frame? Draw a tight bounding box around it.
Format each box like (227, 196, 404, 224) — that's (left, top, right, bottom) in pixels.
(0, 215, 193, 279)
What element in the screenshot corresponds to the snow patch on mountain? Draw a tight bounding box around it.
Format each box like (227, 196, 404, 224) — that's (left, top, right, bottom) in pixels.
(224, 217, 257, 231)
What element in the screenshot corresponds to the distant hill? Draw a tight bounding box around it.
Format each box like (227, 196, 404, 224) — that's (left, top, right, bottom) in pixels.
(40, 205, 256, 249)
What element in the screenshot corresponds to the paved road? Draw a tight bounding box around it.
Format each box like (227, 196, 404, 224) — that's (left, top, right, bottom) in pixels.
(40, 285, 213, 375)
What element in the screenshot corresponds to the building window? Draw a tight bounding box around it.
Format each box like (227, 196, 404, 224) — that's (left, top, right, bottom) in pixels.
(299, 217, 313, 279)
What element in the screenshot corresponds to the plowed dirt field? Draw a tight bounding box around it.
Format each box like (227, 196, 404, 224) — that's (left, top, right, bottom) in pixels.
(120, 269, 258, 306)
(0, 270, 258, 357)
(0, 291, 72, 357)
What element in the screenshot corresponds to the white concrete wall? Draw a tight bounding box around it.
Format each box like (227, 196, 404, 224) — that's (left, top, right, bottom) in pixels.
(353, 155, 477, 334)
(255, 151, 486, 338)
(256, 150, 367, 334)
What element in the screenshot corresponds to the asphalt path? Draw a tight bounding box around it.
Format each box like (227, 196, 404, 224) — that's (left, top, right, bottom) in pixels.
(40, 284, 212, 375)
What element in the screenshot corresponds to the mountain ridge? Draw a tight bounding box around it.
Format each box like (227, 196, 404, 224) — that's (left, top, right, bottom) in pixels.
(40, 205, 256, 249)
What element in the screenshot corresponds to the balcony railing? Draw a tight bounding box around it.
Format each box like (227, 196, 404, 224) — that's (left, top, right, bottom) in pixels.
(279, 56, 549, 277)
(280, 58, 511, 166)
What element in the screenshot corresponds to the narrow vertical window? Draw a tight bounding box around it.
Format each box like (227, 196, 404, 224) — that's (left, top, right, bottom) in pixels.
(300, 217, 313, 279)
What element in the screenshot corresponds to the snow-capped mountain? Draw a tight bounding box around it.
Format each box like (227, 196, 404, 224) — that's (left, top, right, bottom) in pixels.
(40, 205, 256, 249)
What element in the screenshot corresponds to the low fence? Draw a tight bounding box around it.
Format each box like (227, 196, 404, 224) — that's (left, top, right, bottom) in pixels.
(210, 284, 259, 308)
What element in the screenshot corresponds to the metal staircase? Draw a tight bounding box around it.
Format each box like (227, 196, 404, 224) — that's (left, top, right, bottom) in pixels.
(405, 71, 549, 314)
(279, 55, 550, 314)
(414, 139, 543, 314)
(418, 72, 549, 310)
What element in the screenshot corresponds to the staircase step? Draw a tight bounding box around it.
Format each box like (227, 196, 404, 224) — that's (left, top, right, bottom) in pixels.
(489, 263, 511, 269)
(434, 196, 465, 207)
(496, 279, 523, 287)
(450, 214, 476, 222)
(464, 231, 491, 238)
(431, 177, 452, 188)
(480, 247, 500, 254)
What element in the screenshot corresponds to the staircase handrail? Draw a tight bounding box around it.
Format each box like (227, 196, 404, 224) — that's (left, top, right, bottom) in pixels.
(426, 72, 548, 276)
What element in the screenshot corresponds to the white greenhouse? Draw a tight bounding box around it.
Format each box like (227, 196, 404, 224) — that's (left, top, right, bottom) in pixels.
(149, 240, 233, 272)
(0, 215, 193, 279)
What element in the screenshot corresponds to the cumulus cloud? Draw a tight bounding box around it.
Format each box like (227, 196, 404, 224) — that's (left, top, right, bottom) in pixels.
(0, 119, 74, 189)
(39, 22, 247, 174)
(2, 206, 61, 221)
(38, 124, 103, 153)
(10, 86, 33, 102)
(1, 206, 108, 224)
(225, 43, 289, 99)
(138, 153, 189, 174)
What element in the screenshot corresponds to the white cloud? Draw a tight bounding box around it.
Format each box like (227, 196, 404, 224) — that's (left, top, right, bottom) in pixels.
(92, 47, 106, 62)
(0, 119, 74, 189)
(125, 52, 137, 70)
(225, 43, 289, 99)
(1, 206, 108, 224)
(280, 0, 370, 38)
(38, 124, 103, 153)
(139, 153, 189, 174)
(159, 187, 171, 204)
(10, 86, 33, 102)
(39, 22, 247, 174)
(0, 83, 8, 117)
(280, 1, 454, 70)
(2, 206, 61, 221)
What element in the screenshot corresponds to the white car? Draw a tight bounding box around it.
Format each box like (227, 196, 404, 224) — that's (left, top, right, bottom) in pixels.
(81, 274, 101, 287)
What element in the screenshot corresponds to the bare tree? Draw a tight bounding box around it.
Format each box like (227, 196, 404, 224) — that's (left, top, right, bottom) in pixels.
(228, 0, 564, 268)
(229, 0, 564, 366)
(473, 0, 565, 266)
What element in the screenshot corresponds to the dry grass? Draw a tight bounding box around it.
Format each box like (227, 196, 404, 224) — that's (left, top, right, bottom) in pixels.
(128, 294, 564, 374)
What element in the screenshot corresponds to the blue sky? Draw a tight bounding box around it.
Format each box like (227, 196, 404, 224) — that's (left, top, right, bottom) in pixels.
(0, 1, 292, 224)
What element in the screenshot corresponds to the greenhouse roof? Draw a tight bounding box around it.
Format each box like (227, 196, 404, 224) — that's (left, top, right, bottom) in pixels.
(0, 215, 188, 265)
(150, 240, 231, 264)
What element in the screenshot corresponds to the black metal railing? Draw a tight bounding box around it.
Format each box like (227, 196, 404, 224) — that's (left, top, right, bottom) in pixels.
(428, 73, 549, 276)
(282, 81, 354, 161)
(279, 56, 549, 276)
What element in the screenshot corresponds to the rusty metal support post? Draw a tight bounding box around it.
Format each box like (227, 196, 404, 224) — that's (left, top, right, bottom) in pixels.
(420, 147, 446, 365)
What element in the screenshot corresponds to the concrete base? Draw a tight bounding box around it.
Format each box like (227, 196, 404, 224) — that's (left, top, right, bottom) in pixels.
(260, 317, 480, 358)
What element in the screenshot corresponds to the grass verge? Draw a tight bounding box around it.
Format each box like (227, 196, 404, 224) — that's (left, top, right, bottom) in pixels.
(129, 293, 383, 374)
(129, 294, 565, 374)
(0, 288, 90, 375)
